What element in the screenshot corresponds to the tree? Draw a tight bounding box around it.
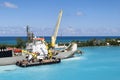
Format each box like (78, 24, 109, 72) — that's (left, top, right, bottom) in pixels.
(16, 38, 26, 48)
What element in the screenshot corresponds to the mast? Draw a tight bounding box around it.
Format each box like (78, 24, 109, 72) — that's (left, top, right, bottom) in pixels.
(26, 25, 30, 41)
(26, 25, 34, 42)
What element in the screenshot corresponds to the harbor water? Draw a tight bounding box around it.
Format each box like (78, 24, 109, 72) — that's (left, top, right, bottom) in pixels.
(0, 46, 120, 80)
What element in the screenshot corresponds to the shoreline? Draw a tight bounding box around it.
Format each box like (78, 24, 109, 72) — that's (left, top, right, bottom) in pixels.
(0, 46, 120, 66)
(78, 45, 120, 48)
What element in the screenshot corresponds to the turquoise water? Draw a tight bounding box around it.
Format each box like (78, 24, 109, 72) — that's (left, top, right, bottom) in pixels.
(0, 46, 120, 80)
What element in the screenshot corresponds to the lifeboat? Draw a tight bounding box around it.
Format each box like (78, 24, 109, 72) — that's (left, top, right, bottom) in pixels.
(14, 49, 22, 53)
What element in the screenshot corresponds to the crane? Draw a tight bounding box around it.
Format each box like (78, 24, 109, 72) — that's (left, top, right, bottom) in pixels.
(51, 10, 63, 48)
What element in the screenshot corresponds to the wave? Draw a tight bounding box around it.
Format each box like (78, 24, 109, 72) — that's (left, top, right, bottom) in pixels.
(62, 56, 86, 62)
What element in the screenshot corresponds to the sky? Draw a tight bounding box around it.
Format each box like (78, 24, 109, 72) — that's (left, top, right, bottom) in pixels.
(0, 0, 120, 36)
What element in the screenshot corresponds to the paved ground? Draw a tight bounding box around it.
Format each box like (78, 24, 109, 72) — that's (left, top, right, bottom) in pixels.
(0, 56, 25, 66)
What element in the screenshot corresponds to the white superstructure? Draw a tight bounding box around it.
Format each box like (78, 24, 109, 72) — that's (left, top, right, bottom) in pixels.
(32, 40, 48, 58)
(26, 38, 48, 59)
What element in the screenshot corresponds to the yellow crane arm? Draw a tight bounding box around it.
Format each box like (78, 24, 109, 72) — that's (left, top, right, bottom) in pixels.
(51, 10, 63, 47)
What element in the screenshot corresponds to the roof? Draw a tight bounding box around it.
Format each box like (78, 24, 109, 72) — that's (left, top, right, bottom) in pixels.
(33, 38, 45, 41)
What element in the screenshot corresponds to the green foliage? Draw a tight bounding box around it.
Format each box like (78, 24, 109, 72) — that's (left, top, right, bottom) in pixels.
(0, 44, 16, 48)
(16, 38, 26, 48)
(59, 38, 120, 47)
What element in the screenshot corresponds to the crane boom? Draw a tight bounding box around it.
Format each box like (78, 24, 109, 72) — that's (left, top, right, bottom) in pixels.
(51, 10, 63, 47)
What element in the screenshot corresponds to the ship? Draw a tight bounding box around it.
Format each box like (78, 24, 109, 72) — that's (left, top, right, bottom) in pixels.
(25, 10, 79, 59)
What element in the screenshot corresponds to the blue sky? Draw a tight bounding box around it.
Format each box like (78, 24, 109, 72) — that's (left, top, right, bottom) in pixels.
(0, 0, 120, 36)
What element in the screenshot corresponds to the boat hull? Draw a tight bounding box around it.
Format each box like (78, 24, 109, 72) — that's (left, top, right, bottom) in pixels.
(54, 43, 77, 59)
(54, 51, 74, 59)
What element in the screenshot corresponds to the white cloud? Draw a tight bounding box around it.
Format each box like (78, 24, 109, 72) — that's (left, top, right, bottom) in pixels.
(79, 27, 120, 36)
(0, 26, 26, 36)
(76, 11, 83, 16)
(1, 2, 18, 9)
(60, 26, 80, 36)
(0, 26, 120, 36)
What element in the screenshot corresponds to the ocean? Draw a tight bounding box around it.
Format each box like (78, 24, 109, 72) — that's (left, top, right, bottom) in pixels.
(0, 46, 120, 80)
(0, 36, 120, 44)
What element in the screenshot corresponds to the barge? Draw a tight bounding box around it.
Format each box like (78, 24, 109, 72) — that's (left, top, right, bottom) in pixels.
(16, 58, 61, 67)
